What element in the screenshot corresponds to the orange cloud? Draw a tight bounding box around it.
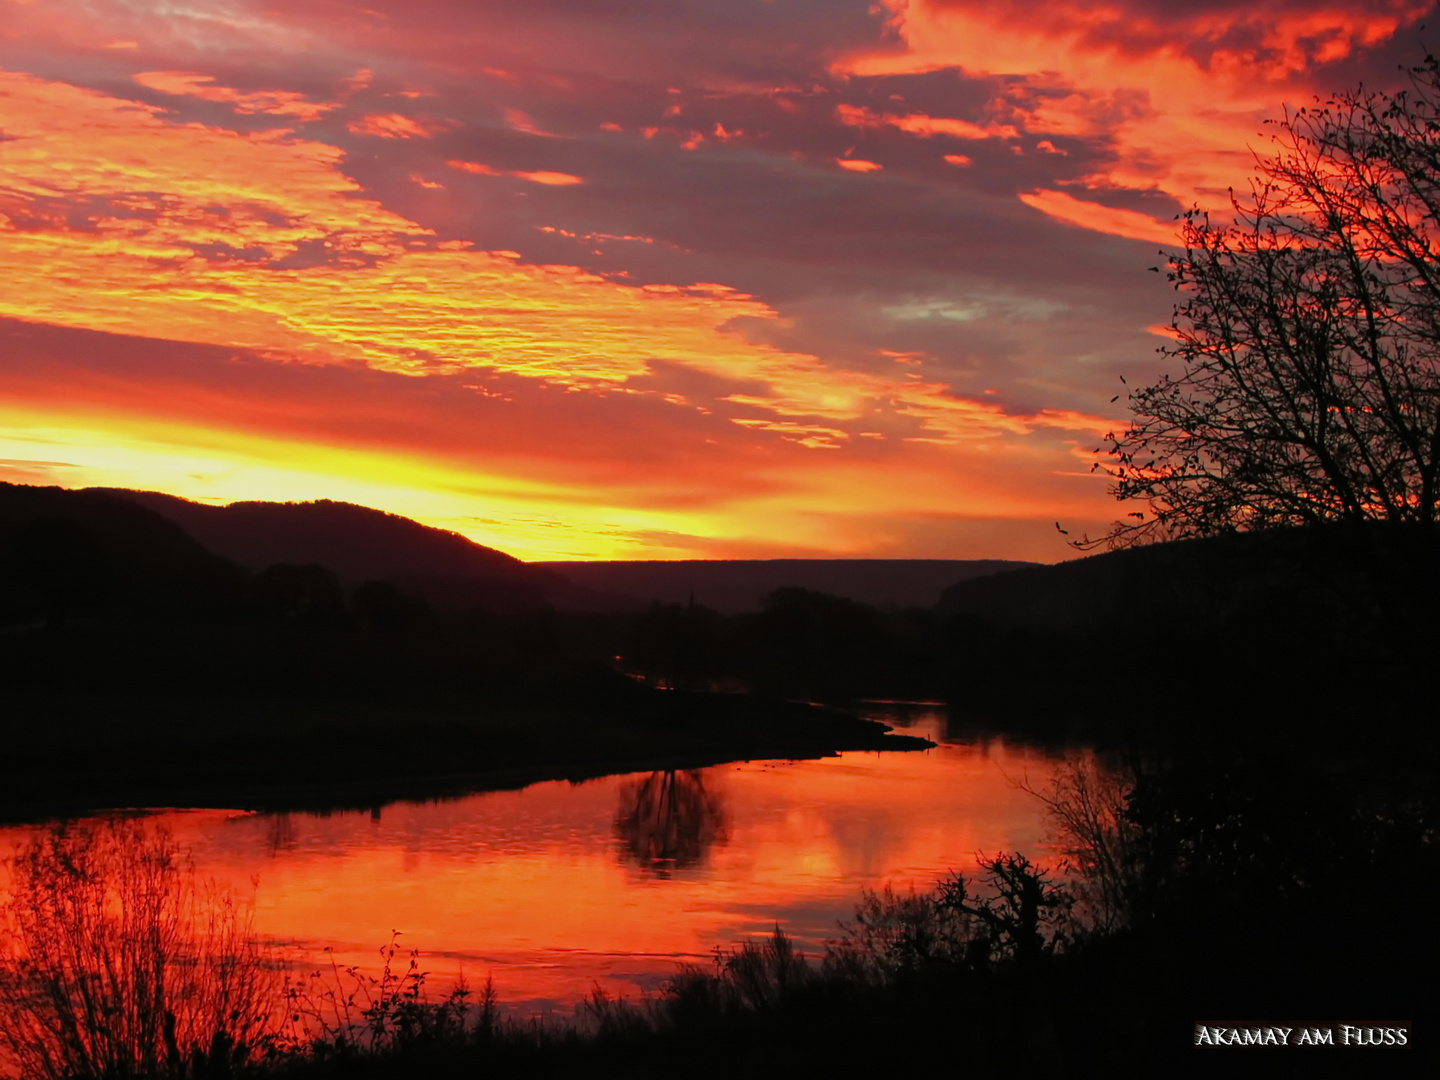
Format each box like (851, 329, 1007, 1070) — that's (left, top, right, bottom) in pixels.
(347, 112, 448, 138)
(448, 160, 505, 176)
(0, 63, 1129, 560)
(133, 71, 337, 121)
(504, 108, 555, 137)
(836, 158, 883, 172)
(448, 160, 583, 185)
(0, 68, 1052, 453)
(0, 70, 422, 260)
(840, 1, 1431, 223)
(513, 170, 584, 186)
(1018, 189, 1180, 246)
(1026, 407, 1123, 435)
(539, 226, 656, 245)
(838, 103, 1018, 140)
(729, 418, 850, 449)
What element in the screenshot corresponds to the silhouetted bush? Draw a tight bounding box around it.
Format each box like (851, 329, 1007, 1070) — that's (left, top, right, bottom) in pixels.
(0, 820, 285, 1080)
(285, 936, 485, 1061)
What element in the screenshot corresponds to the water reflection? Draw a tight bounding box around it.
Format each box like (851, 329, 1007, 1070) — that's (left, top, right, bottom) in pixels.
(265, 812, 297, 855)
(0, 709, 1081, 1013)
(614, 770, 729, 877)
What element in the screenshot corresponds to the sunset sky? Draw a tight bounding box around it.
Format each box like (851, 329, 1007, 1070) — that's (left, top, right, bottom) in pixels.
(1, 1, 1432, 561)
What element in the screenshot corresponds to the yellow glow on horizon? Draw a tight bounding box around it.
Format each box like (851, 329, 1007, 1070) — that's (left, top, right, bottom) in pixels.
(0, 394, 1096, 562)
(0, 408, 729, 561)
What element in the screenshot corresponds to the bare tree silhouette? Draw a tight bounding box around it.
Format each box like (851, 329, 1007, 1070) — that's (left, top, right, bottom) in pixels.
(1089, 55, 1440, 550)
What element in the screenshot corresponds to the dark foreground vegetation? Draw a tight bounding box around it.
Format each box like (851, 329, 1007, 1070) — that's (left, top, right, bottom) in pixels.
(2, 740, 1432, 1080)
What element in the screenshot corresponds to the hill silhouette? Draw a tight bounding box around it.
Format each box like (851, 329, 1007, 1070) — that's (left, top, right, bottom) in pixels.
(936, 527, 1435, 634)
(937, 526, 1440, 724)
(543, 558, 1036, 614)
(0, 482, 245, 624)
(0, 482, 934, 819)
(90, 488, 614, 613)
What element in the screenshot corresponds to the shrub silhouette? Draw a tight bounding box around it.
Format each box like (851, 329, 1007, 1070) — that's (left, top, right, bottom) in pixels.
(0, 819, 284, 1080)
(286, 935, 482, 1060)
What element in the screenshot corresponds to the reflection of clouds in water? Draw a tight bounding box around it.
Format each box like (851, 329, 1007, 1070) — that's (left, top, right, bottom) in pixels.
(0, 734, 1075, 1012)
(714, 894, 862, 951)
(806, 811, 909, 881)
(613, 770, 729, 878)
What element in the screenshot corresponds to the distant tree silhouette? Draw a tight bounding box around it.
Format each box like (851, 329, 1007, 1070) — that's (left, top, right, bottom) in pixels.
(743, 587, 886, 698)
(628, 599, 721, 690)
(352, 580, 432, 634)
(1089, 56, 1440, 550)
(250, 563, 346, 625)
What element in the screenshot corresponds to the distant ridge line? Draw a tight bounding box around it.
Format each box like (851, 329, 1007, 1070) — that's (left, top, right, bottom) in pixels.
(78, 485, 1039, 614)
(539, 557, 1038, 614)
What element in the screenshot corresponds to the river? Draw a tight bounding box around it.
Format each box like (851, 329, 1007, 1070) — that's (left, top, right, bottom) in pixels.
(0, 706, 1088, 1015)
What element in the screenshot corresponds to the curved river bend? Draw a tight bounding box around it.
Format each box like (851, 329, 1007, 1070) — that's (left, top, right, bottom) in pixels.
(1, 708, 1086, 1014)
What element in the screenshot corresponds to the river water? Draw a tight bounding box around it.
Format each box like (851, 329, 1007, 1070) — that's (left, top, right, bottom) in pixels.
(1, 707, 1086, 1015)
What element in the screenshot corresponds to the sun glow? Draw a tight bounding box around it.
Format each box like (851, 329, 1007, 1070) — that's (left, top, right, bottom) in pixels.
(0, 408, 721, 561)
(0, 0, 1404, 561)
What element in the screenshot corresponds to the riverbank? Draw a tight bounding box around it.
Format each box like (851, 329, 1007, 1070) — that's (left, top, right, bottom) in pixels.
(1, 680, 931, 823)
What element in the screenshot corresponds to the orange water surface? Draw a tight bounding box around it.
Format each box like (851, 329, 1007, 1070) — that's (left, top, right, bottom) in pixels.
(1, 709, 1083, 1014)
